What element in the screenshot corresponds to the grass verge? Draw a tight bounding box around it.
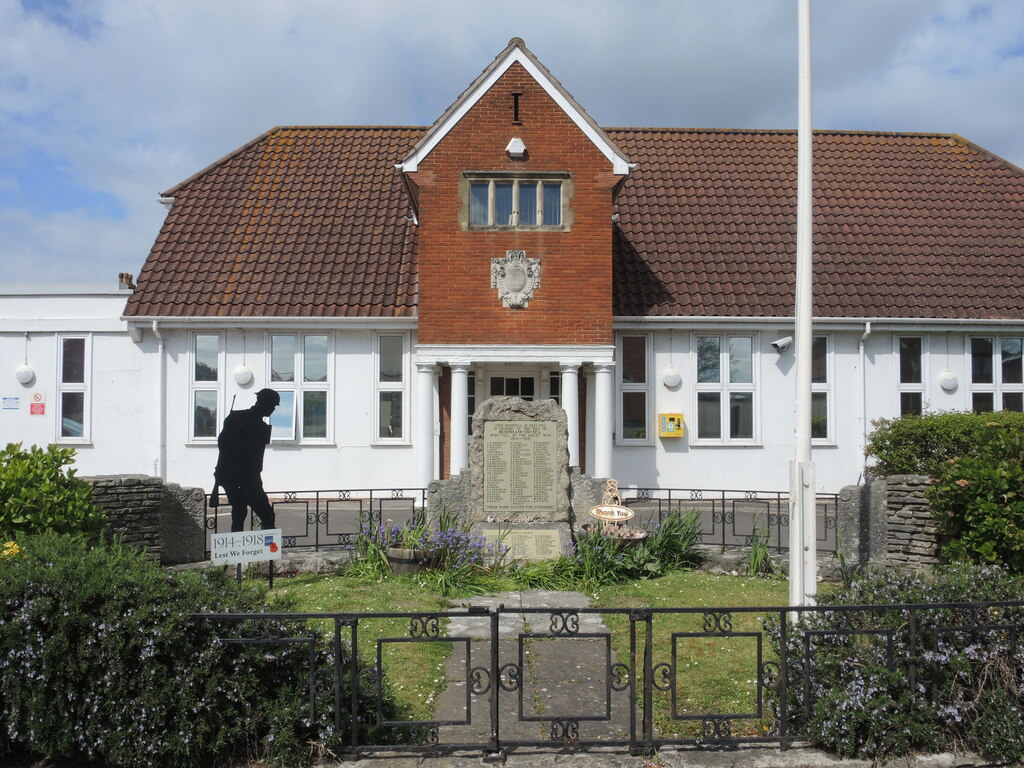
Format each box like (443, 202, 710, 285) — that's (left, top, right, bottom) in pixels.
(593, 570, 788, 738)
(269, 572, 451, 723)
(267, 567, 790, 739)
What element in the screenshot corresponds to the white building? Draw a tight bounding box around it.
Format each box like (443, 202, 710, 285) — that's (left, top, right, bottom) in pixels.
(3, 40, 1023, 495)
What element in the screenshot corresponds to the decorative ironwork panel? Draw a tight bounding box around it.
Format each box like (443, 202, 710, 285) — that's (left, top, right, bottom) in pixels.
(375, 635, 474, 728)
(668, 631, 764, 724)
(516, 633, 616, 724)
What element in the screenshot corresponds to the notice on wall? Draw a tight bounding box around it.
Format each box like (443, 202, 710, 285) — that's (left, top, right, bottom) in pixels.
(2, 397, 18, 411)
(483, 421, 557, 514)
(210, 529, 283, 565)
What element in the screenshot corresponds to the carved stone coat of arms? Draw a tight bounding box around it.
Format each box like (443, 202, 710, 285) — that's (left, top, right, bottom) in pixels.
(490, 250, 541, 309)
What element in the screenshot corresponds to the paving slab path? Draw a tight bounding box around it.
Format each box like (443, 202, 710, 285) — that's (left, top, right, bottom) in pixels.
(429, 590, 638, 749)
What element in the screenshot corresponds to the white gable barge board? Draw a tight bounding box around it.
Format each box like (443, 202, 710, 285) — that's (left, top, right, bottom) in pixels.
(399, 41, 631, 175)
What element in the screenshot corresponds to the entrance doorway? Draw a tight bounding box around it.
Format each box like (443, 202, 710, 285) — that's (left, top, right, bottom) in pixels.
(488, 374, 537, 400)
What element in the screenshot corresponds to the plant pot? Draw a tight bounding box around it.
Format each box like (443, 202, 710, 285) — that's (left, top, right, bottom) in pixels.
(610, 531, 649, 548)
(386, 546, 436, 575)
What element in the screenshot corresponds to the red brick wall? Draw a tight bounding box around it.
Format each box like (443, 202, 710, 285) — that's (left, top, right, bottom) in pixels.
(415, 63, 616, 346)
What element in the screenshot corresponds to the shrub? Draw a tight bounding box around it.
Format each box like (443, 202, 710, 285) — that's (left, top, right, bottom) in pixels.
(865, 411, 1024, 478)
(766, 564, 1024, 762)
(0, 532, 335, 767)
(529, 508, 705, 591)
(0, 443, 105, 542)
(926, 422, 1024, 571)
(347, 510, 512, 596)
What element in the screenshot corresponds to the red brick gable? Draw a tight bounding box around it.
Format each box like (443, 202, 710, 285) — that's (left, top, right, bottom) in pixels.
(414, 63, 619, 346)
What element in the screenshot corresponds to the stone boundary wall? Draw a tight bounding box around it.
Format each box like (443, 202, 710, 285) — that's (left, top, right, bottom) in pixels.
(84, 475, 206, 565)
(883, 475, 943, 567)
(837, 475, 943, 569)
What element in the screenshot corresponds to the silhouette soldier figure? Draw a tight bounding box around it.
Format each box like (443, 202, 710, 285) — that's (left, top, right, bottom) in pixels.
(213, 388, 280, 532)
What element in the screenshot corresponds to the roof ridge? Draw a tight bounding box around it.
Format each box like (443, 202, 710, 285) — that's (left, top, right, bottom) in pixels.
(163, 125, 428, 197)
(275, 125, 430, 131)
(163, 127, 278, 197)
(955, 133, 1024, 174)
(604, 126, 964, 141)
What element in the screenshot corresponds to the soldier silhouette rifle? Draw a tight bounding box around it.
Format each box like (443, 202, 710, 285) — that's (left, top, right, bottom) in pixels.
(212, 388, 280, 532)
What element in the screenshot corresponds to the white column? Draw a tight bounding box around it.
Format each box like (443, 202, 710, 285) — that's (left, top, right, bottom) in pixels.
(593, 362, 614, 478)
(560, 364, 580, 468)
(415, 362, 438, 488)
(449, 363, 470, 476)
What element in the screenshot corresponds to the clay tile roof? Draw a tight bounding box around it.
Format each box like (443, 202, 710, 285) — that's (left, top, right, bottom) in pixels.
(608, 128, 1024, 320)
(127, 125, 1024, 321)
(124, 126, 425, 318)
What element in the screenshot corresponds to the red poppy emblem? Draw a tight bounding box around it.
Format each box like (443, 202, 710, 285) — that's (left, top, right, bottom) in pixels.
(269, 542, 279, 553)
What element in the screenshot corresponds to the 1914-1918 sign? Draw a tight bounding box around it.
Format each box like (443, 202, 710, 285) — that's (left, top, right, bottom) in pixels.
(210, 529, 283, 566)
(483, 421, 557, 514)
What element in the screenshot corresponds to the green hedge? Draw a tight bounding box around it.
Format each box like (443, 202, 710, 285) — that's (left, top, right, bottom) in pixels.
(0, 443, 105, 542)
(927, 422, 1024, 571)
(865, 411, 1024, 477)
(0, 533, 322, 767)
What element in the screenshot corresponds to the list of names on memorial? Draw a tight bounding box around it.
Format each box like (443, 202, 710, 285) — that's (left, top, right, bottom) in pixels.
(484, 421, 557, 513)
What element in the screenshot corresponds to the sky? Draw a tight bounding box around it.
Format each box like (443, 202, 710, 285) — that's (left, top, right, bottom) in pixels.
(2, 0, 1023, 284)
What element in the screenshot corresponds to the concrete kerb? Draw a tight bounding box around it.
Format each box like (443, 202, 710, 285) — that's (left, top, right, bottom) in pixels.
(313, 747, 994, 768)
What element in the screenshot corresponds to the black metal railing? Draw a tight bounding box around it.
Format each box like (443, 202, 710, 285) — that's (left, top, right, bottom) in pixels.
(194, 598, 1024, 757)
(621, 488, 839, 554)
(203, 487, 428, 554)
(203, 486, 839, 557)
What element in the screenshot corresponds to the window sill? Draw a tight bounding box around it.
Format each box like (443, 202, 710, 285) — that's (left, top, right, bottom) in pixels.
(689, 441, 764, 448)
(276, 443, 336, 448)
(466, 225, 568, 233)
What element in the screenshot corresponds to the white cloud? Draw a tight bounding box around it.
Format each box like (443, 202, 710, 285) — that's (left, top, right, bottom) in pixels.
(1, 0, 1023, 282)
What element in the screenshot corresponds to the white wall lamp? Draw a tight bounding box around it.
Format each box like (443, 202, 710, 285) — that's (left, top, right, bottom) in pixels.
(662, 368, 682, 389)
(233, 365, 254, 386)
(15, 364, 35, 386)
(16, 333, 34, 385)
(234, 328, 253, 386)
(938, 370, 958, 392)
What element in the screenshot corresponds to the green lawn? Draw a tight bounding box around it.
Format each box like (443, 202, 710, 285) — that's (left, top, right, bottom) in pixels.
(268, 568, 789, 737)
(592, 571, 788, 738)
(270, 573, 450, 723)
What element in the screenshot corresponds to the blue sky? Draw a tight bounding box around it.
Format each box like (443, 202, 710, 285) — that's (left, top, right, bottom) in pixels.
(2, 0, 1023, 283)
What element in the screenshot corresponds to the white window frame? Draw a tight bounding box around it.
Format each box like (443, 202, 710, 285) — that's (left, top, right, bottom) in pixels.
(465, 173, 568, 230)
(616, 333, 652, 445)
(373, 331, 410, 445)
(896, 335, 926, 416)
(811, 334, 834, 444)
(189, 332, 222, 442)
(692, 333, 759, 444)
(969, 335, 1024, 413)
(56, 334, 91, 444)
(266, 333, 332, 443)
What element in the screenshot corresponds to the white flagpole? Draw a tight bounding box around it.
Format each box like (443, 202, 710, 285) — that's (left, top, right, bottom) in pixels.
(789, 0, 817, 608)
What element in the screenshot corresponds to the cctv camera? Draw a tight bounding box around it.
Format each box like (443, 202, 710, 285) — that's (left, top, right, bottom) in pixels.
(771, 336, 793, 353)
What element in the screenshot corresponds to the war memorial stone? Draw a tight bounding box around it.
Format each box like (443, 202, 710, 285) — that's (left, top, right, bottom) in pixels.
(483, 420, 557, 514)
(429, 395, 607, 560)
